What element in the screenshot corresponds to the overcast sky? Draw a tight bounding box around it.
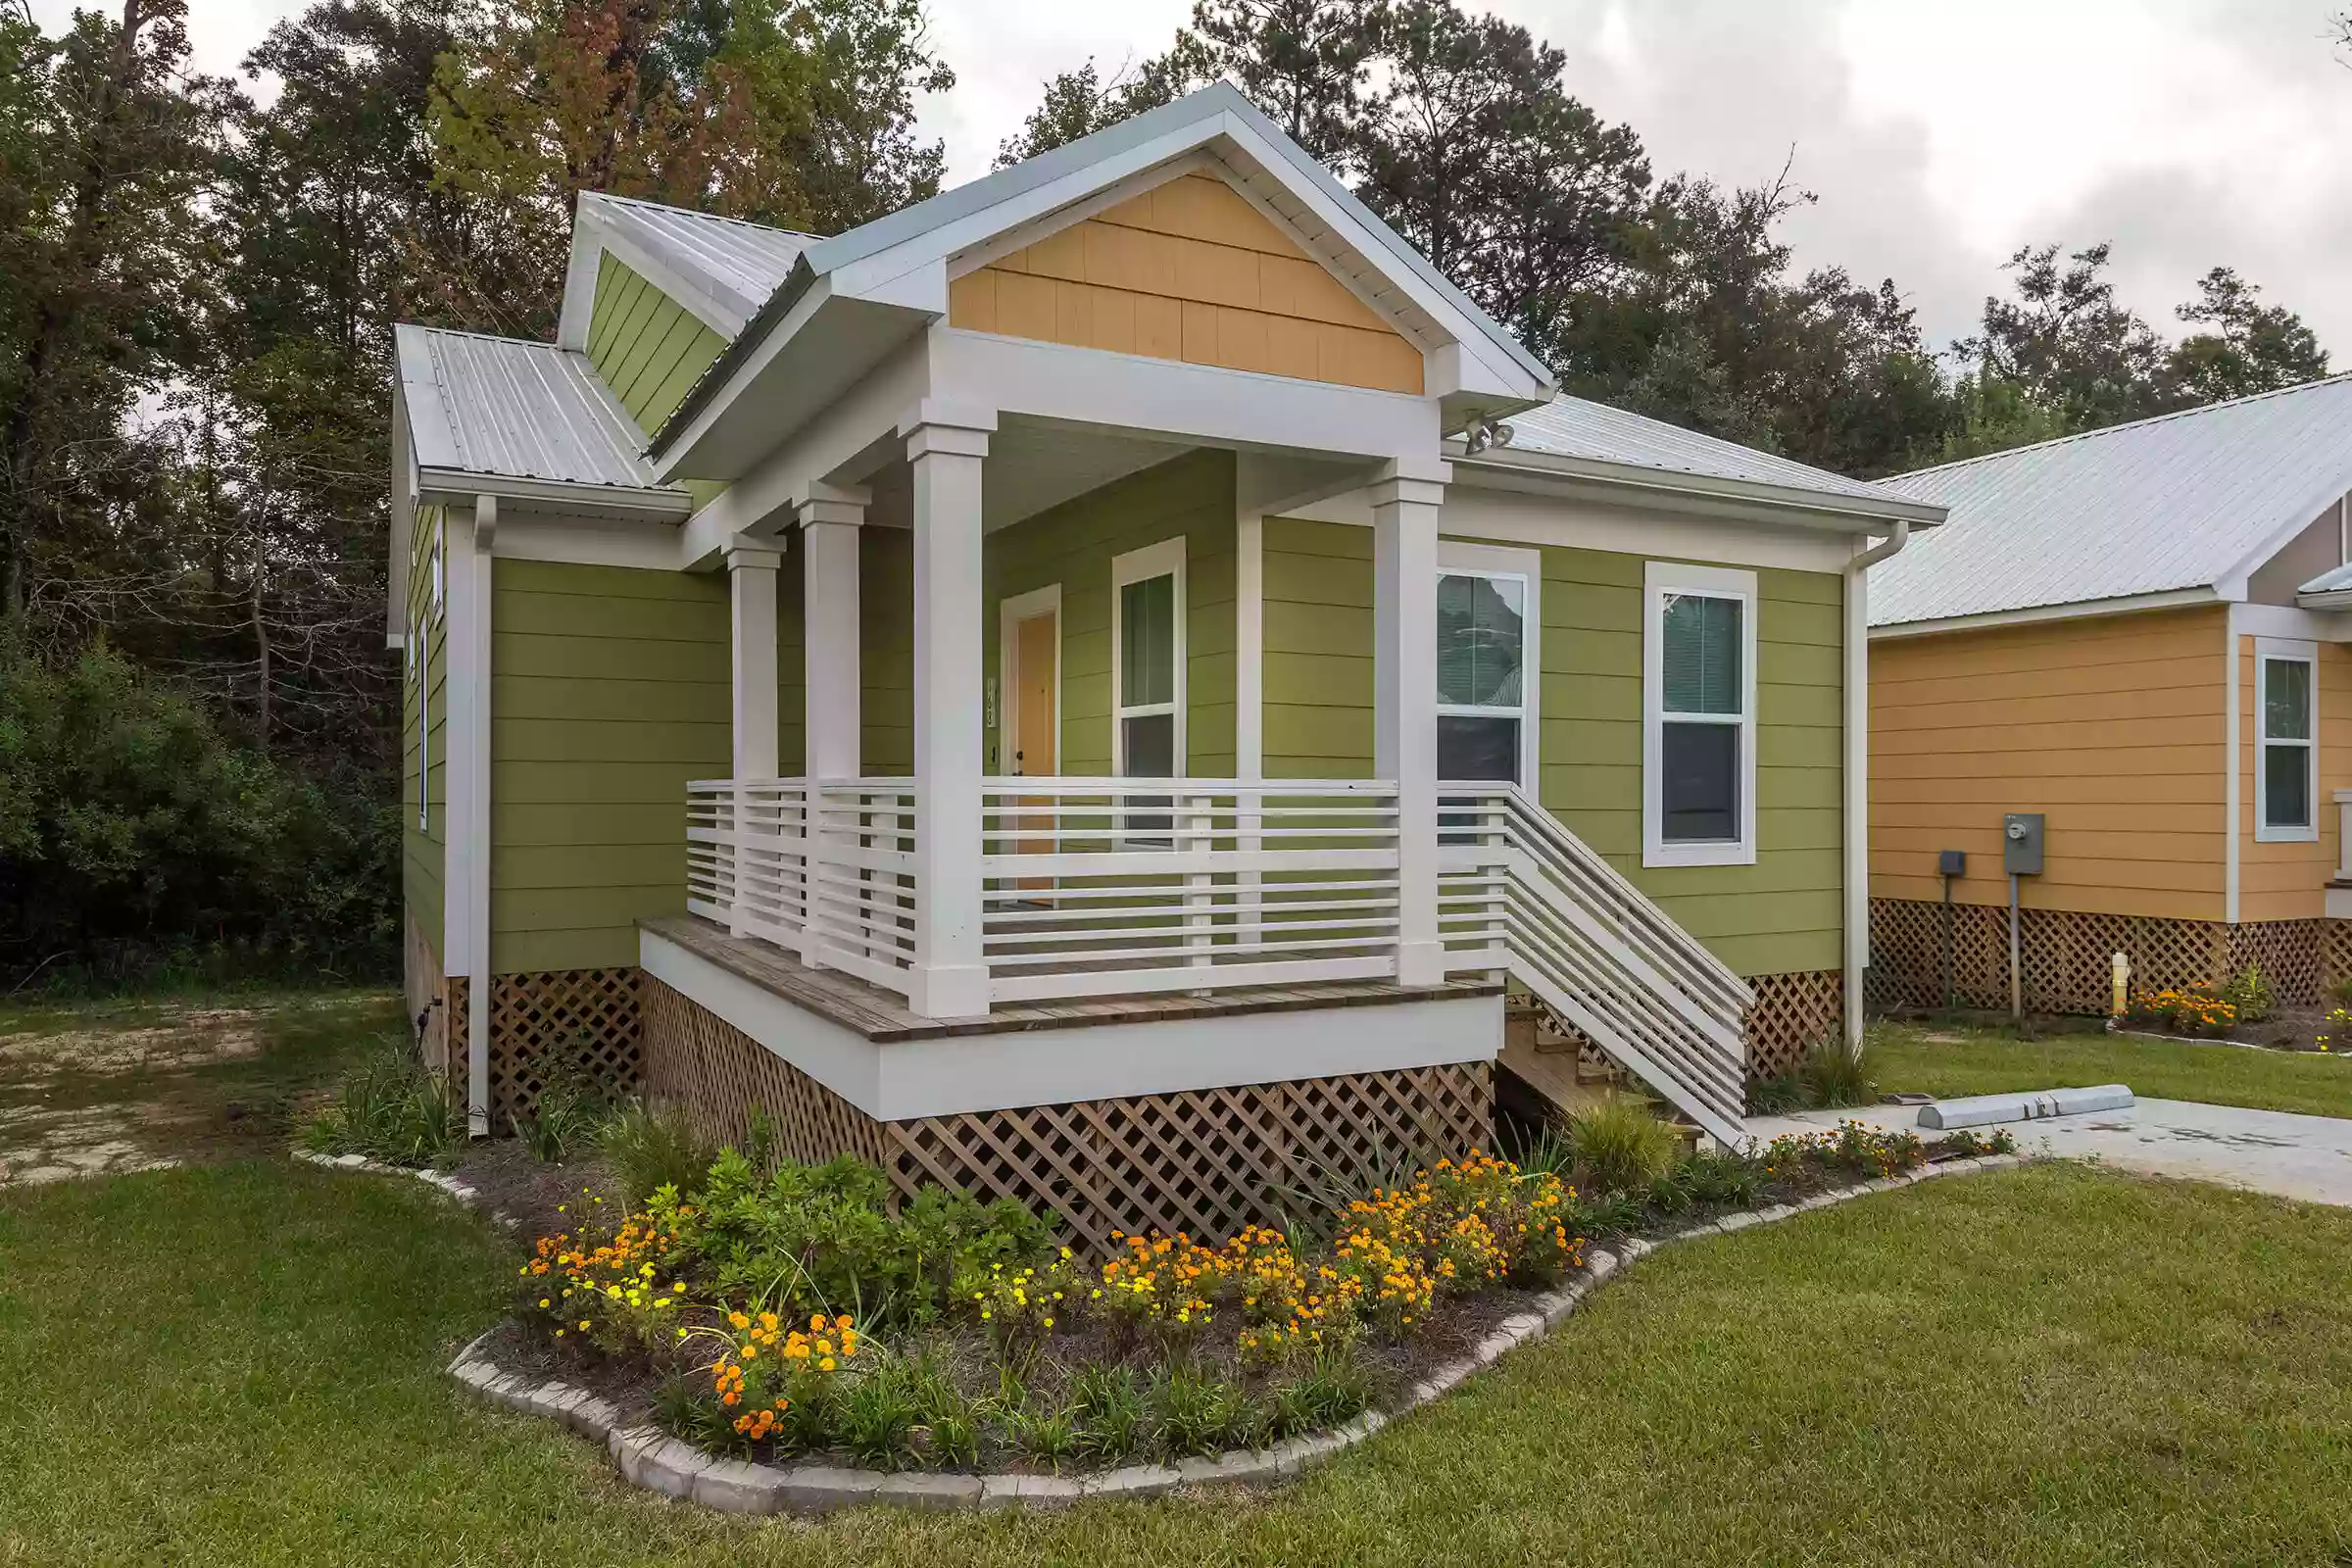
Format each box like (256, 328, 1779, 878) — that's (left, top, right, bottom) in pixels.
(61, 0, 2352, 354)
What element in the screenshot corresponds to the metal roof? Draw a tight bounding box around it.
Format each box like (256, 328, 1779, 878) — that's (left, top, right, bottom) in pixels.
(1498, 395, 1935, 514)
(1871, 373, 2352, 628)
(579, 191, 819, 336)
(395, 323, 682, 496)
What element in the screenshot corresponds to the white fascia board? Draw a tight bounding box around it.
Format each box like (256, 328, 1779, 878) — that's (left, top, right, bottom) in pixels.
(1454, 445, 1944, 530)
(414, 467, 692, 522)
(1869, 587, 2223, 640)
(826, 120, 1245, 311)
(931, 327, 1440, 462)
(2229, 601, 2352, 642)
(653, 270, 842, 482)
(387, 392, 416, 648)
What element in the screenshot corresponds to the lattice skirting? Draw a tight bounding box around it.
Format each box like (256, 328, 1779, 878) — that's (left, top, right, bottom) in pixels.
(640, 977, 1494, 1254)
(1869, 898, 2335, 1015)
(1745, 970, 1845, 1081)
(484, 968, 644, 1125)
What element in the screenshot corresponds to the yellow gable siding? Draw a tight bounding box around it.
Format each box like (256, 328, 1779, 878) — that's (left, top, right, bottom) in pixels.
(947, 172, 1424, 395)
(1870, 606, 2229, 921)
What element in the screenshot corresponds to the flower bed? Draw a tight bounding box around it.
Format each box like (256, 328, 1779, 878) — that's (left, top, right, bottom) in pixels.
(441, 1113, 2015, 1502)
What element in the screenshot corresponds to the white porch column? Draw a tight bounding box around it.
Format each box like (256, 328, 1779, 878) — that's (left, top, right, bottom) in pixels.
(726, 543, 782, 780)
(797, 485, 865, 969)
(903, 408, 997, 1018)
(725, 542, 781, 942)
(800, 485, 867, 780)
(1372, 459, 1448, 987)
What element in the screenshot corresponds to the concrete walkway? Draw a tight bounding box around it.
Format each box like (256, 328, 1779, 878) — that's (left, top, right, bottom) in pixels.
(1747, 1097, 2352, 1208)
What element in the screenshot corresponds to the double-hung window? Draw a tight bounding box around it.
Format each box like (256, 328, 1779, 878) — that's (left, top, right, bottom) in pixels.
(1112, 537, 1185, 844)
(1643, 561, 1757, 867)
(1436, 544, 1539, 785)
(2257, 638, 2318, 842)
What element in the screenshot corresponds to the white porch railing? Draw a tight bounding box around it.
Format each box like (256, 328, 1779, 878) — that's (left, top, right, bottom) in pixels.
(688, 777, 919, 1002)
(980, 777, 1402, 1003)
(685, 773, 1753, 1142)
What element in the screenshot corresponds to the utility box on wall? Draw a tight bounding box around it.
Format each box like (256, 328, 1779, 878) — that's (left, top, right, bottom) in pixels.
(2003, 812, 2045, 877)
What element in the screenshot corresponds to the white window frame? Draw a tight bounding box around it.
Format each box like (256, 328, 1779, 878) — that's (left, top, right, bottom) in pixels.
(1436, 540, 1540, 788)
(1643, 560, 1758, 868)
(1110, 536, 1187, 851)
(2256, 636, 2319, 843)
(1110, 536, 1187, 777)
(996, 582, 1063, 778)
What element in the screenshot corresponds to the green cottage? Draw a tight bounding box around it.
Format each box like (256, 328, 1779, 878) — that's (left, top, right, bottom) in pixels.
(388, 83, 1943, 1249)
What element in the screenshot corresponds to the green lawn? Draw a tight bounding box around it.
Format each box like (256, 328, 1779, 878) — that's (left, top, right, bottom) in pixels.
(8, 1159, 2352, 1566)
(1870, 1018, 2352, 1119)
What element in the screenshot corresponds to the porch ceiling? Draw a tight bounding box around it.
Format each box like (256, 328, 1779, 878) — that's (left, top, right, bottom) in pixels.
(858, 416, 1195, 532)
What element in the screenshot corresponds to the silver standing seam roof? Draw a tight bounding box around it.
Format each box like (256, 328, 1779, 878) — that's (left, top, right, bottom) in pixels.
(1497, 395, 1936, 513)
(394, 323, 684, 495)
(577, 191, 819, 337)
(1870, 373, 2352, 628)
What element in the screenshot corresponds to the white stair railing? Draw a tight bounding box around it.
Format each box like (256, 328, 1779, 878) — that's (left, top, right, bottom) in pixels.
(1438, 782, 1752, 1146)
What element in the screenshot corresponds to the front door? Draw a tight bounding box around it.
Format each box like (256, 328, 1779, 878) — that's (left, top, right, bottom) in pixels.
(1009, 608, 1058, 887)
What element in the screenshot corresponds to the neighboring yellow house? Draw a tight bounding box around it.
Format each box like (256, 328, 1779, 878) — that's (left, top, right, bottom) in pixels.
(1866, 375, 2352, 1013)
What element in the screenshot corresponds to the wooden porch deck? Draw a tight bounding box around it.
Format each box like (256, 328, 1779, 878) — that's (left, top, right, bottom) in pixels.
(640, 912, 1501, 1044)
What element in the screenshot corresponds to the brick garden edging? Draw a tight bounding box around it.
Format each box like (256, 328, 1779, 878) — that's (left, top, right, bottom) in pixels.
(428, 1152, 2027, 1517)
(290, 1149, 522, 1233)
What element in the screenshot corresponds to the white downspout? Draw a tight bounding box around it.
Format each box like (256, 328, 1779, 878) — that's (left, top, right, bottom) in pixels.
(1843, 521, 1910, 1046)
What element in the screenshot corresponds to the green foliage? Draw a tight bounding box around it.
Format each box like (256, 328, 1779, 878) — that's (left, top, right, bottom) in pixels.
(0, 642, 396, 989)
(1150, 1365, 1265, 1458)
(299, 1040, 463, 1166)
(509, 1058, 612, 1163)
(2223, 963, 2277, 1025)
(1266, 1347, 1372, 1439)
(835, 1352, 928, 1471)
(1798, 1035, 1877, 1109)
(1745, 1071, 1804, 1115)
(599, 1101, 717, 1206)
(1563, 1100, 1683, 1196)
(1001, 1400, 1083, 1472)
(1069, 1363, 1146, 1463)
(649, 1150, 1054, 1329)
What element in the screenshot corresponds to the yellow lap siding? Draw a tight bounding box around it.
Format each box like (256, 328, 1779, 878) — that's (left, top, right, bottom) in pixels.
(947, 172, 1423, 395)
(1869, 606, 2228, 920)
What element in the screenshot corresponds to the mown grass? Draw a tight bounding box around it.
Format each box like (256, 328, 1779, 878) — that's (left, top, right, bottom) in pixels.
(7, 1159, 2352, 1566)
(1871, 1018, 2352, 1120)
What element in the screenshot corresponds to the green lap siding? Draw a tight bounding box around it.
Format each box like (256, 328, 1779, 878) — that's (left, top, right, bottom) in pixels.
(488, 559, 730, 971)
(861, 527, 914, 774)
(586, 253, 726, 433)
(1259, 516, 1844, 976)
(403, 505, 447, 957)
(983, 449, 1238, 777)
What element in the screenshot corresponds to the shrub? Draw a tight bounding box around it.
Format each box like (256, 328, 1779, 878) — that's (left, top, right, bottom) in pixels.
(956, 1252, 1079, 1375)
(1797, 1034, 1876, 1108)
(1002, 1401, 1082, 1471)
(1670, 1147, 1764, 1208)
(1564, 1100, 1682, 1195)
(2222, 963, 2276, 1024)
(299, 1043, 463, 1166)
(601, 1100, 716, 1205)
(835, 1351, 928, 1470)
(650, 1150, 1054, 1328)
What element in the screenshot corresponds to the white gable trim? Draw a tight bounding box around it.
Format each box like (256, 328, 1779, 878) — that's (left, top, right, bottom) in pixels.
(557, 194, 757, 353)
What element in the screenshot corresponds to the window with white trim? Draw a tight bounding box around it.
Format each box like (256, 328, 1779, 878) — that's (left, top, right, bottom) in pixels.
(1111, 537, 1185, 842)
(2257, 638, 2318, 841)
(1437, 570, 1528, 783)
(1643, 561, 1757, 867)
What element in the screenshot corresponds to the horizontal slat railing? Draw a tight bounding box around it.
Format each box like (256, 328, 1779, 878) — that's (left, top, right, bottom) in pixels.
(979, 777, 1402, 1003)
(1436, 783, 1752, 1144)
